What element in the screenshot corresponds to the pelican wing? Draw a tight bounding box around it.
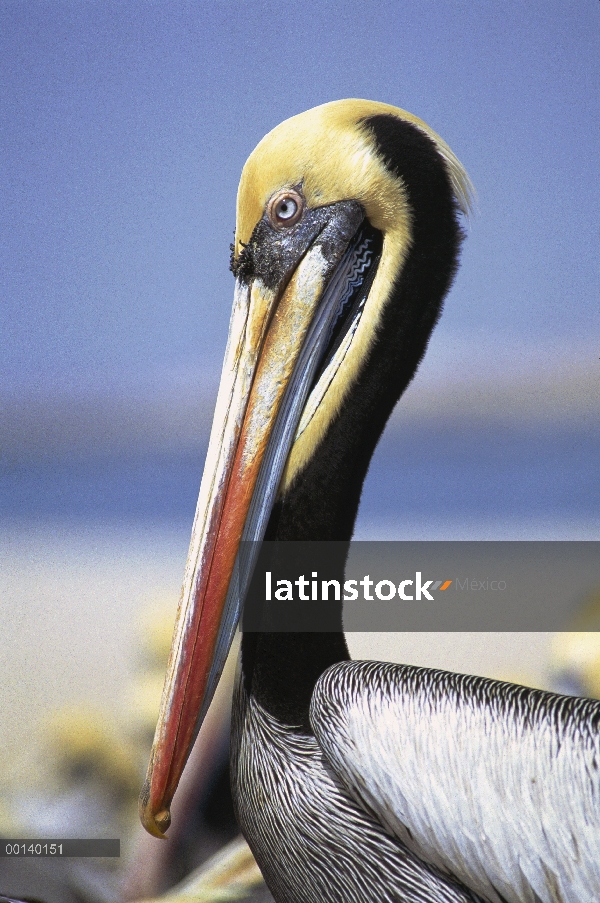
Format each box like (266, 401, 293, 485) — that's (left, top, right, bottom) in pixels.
(311, 660, 600, 903)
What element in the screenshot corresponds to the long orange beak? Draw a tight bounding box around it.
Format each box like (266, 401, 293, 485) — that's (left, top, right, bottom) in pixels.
(139, 201, 365, 837)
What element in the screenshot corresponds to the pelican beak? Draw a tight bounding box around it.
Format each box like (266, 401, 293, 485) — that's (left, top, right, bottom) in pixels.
(139, 199, 366, 838)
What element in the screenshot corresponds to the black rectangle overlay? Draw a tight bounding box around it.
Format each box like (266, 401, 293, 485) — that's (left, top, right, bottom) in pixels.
(1, 839, 120, 857)
(240, 541, 600, 631)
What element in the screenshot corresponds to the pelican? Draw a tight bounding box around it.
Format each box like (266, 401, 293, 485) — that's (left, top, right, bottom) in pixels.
(140, 100, 600, 903)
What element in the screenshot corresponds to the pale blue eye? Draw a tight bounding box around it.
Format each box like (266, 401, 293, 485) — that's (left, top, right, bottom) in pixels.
(275, 197, 298, 221)
(268, 191, 303, 228)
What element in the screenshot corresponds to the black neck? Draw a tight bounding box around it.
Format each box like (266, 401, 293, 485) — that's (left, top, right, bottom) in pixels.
(241, 631, 349, 732)
(241, 536, 350, 731)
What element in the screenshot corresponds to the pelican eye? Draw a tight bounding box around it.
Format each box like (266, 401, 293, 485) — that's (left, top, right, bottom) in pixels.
(267, 190, 304, 228)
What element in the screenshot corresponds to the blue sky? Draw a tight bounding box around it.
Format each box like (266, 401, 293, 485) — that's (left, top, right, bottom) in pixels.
(2, 0, 598, 397)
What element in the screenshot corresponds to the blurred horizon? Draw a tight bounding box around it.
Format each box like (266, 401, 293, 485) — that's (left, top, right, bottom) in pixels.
(3, 339, 598, 533)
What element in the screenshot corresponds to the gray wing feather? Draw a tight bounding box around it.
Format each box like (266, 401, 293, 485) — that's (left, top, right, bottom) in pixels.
(310, 660, 600, 903)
